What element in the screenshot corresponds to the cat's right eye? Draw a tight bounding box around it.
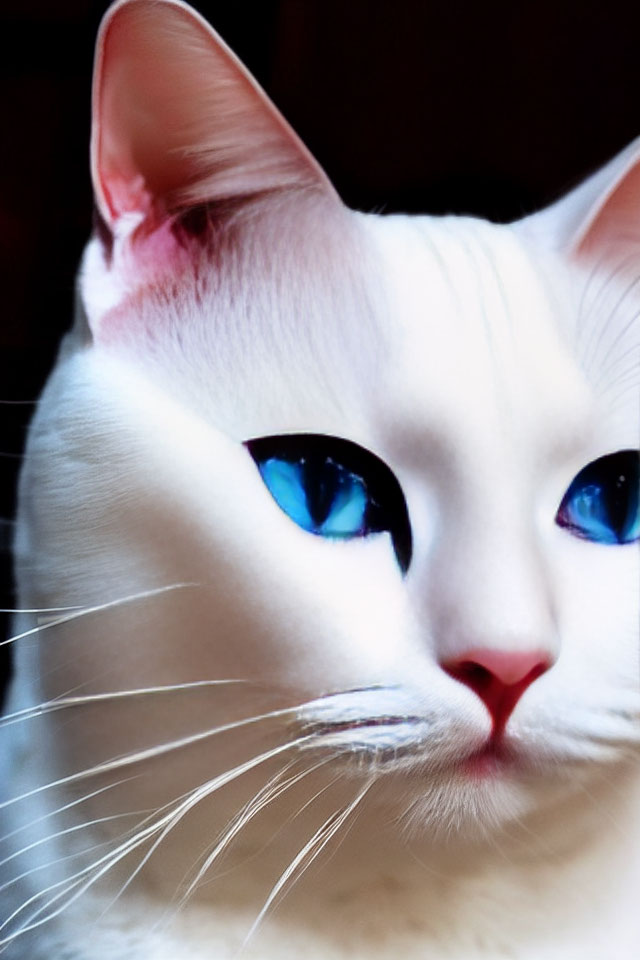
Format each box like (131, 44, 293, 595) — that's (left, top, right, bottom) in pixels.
(246, 434, 413, 572)
(555, 450, 640, 545)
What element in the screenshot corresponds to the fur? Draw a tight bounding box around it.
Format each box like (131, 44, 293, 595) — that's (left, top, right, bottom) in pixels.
(1, 2, 639, 957)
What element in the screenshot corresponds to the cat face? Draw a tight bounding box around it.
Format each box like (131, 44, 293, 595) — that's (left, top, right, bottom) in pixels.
(25, 205, 639, 820)
(5, 0, 639, 943)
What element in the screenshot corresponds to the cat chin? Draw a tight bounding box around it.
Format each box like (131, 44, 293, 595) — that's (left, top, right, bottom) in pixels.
(364, 761, 597, 847)
(395, 774, 532, 841)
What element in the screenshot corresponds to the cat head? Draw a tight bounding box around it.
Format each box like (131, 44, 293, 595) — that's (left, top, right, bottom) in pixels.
(14, 0, 640, 850)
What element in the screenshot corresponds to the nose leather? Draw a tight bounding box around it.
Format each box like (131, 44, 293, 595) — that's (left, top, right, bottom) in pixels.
(442, 648, 551, 735)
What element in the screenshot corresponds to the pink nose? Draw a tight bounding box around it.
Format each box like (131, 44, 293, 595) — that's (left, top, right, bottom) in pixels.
(442, 648, 551, 735)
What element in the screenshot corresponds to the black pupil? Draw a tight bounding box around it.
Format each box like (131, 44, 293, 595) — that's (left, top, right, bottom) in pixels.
(583, 451, 637, 538)
(609, 466, 638, 535)
(303, 457, 356, 527)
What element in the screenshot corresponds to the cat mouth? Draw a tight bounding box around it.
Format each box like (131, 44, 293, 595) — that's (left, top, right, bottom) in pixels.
(294, 688, 543, 775)
(299, 718, 531, 783)
(457, 739, 516, 778)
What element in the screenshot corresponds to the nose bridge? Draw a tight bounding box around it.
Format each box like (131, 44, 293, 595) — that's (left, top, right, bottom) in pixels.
(428, 481, 558, 665)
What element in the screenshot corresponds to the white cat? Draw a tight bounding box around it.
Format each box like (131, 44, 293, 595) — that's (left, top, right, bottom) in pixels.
(1, 0, 639, 957)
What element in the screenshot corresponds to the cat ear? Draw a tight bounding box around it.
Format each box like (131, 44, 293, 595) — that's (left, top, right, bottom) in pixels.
(521, 137, 640, 257)
(92, 0, 336, 231)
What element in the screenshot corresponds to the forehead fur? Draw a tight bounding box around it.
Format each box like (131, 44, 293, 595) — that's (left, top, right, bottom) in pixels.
(81, 192, 640, 455)
(83, 192, 387, 439)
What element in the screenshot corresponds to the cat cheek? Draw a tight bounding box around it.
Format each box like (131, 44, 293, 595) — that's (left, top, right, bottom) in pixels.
(248, 534, 410, 690)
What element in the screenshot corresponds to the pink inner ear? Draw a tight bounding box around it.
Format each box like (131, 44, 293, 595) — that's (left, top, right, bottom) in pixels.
(92, 0, 336, 230)
(520, 137, 640, 257)
(94, 3, 206, 223)
(101, 170, 154, 222)
(577, 161, 640, 257)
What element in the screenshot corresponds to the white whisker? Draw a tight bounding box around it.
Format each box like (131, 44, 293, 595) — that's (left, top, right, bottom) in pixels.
(0, 805, 181, 944)
(287, 767, 343, 825)
(0, 810, 147, 887)
(0, 704, 305, 812)
(176, 756, 334, 912)
(0, 873, 88, 945)
(0, 680, 246, 730)
(152, 761, 302, 934)
(107, 735, 317, 911)
(0, 782, 133, 847)
(0, 583, 199, 648)
(1, 736, 319, 945)
(242, 776, 374, 947)
(0, 605, 82, 614)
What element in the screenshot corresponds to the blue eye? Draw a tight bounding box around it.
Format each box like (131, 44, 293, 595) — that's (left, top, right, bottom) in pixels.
(257, 458, 367, 538)
(556, 451, 639, 545)
(246, 435, 412, 572)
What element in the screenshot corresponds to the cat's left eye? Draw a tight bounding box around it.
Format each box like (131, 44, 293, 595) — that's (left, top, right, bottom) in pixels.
(556, 450, 640, 545)
(246, 434, 412, 572)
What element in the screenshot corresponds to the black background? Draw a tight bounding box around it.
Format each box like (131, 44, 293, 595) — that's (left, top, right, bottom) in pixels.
(2, 0, 640, 703)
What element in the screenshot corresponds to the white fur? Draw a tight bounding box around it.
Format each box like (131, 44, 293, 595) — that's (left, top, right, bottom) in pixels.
(1, 2, 639, 958)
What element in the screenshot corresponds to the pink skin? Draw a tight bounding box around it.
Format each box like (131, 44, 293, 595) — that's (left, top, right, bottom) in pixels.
(95, 215, 203, 345)
(443, 649, 552, 774)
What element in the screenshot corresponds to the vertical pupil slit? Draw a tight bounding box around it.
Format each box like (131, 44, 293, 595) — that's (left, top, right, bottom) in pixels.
(305, 458, 343, 527)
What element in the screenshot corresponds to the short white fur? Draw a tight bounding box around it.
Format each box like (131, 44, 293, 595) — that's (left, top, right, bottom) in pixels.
(1, 1, 639, 958)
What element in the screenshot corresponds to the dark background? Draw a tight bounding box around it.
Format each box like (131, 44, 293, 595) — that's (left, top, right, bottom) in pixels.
(2, 0, 640, 703)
